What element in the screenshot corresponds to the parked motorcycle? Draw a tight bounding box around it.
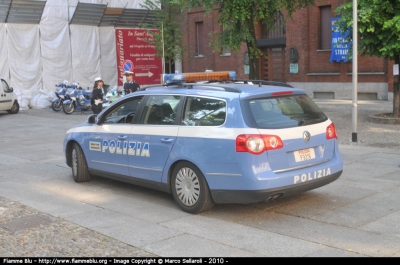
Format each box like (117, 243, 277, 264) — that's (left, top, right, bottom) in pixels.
(102, 86, 123, 109)
(51, 80, 69, 111)
(62, 84, 92, 114)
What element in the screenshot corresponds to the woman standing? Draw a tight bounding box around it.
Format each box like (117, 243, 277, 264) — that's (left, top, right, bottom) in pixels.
(91, 77, 104, 114)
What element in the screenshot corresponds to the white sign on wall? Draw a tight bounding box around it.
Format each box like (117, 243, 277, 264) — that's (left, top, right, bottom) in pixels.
(393, 64, 399, 76)
(290, 63, 298, 74)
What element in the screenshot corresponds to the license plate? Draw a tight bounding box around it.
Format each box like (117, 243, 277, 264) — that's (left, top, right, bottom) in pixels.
(294, 148, 315, 162)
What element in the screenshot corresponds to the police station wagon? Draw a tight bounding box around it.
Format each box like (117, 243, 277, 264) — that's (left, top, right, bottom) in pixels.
(63, 71, 343, 213)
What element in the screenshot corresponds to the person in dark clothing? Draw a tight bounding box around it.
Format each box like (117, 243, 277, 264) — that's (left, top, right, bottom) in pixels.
(91, 77, 104, 114)
(123, 71, 140, 95)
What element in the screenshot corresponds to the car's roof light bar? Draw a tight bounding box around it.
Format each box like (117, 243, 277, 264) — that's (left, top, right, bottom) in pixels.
(162, 71, 237, 84)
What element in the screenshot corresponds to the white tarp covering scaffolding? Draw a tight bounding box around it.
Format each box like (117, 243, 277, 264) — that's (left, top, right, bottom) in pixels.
(7, 23, 42, 110)
(0, 23, 9, 83)
(0, 0, 146, 110)
(40, 0, 72, 93)
(100, 27, 118, 91)
(70, 24, 101, 90)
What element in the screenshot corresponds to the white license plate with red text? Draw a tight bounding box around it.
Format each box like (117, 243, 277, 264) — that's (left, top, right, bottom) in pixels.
(294, 148, 315, 162)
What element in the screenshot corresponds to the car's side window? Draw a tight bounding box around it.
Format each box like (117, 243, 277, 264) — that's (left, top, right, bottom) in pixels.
(182, 97, 226, 126)
(104, 97, 143, 124)
(1, 80, 10, 92)
(139, 95, 181, 125)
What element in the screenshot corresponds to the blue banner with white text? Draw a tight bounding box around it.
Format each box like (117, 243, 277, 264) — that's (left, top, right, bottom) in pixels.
(329, 17, 352, 62)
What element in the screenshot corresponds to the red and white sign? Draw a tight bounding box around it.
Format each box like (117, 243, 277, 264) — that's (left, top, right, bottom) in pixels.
(115, 29, 162, 86)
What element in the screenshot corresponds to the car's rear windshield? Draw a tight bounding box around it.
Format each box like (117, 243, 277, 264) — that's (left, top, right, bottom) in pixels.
(245, 94, 328, 129)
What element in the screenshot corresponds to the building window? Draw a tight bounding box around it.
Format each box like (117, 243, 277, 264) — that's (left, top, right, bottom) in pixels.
(195, 22, 204, 57)
(221, 25, 231, 56)
(222, 46, 231, 56)
(320, 6, 332, 50)
(262, 11, 286, 39)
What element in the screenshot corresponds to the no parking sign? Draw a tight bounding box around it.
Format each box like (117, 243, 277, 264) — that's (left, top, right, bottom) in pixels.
(122, 60, 134, 72)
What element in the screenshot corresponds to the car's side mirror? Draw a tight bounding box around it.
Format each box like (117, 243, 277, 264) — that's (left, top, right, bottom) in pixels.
(9, 87, 13, 92)
(87, 114, 97, 124)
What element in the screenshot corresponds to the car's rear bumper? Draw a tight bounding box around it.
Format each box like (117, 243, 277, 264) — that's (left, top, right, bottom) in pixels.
(210, 170, 342, 204)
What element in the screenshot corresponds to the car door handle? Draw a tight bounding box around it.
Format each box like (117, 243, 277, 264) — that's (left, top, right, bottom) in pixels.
(117, 135, 128, 140)
(161, 138, 174, 143)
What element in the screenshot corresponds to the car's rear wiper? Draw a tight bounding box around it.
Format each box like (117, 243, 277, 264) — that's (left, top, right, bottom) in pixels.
(298, 119, 306, 126)
(298, 116, 327, 126)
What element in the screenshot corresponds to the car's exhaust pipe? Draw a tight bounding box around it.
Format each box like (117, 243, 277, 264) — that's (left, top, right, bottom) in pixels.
(266, 193, 284, 202)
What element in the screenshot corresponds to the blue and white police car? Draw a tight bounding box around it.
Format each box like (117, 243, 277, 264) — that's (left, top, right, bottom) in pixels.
(63, 71, 343, 213)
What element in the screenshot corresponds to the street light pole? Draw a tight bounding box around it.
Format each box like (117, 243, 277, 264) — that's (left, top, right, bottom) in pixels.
(352, 0, 358, 142)
(162, 22, 165, 75)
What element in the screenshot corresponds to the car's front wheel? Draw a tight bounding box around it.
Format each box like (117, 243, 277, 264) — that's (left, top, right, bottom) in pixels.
(7, 101, 19, 114)
(171, 162, 214, 214)
(71, 143, 91, 182)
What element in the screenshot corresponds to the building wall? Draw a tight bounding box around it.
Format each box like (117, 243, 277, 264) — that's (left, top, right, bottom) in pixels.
(284, 0, 392, 99)
(181, 1, 393, 100)
(287, 4, 389, 74)
(182, 7, 249, 79)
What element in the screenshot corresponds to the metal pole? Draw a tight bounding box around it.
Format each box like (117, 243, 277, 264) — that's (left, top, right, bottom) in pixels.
(162, 23, 165, 74)
(352, 0, 358, 142)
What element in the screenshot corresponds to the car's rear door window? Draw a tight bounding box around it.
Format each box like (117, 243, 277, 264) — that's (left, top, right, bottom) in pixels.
(139, 95, 181, 125)
(247, 94, 327, 129)
(182, 96, 226, 126)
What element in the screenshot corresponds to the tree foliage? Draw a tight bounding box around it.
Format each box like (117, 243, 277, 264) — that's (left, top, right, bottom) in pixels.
(335, 0, 400, 117)
(172, 0, 314, 79)
(335, 0, 400, 59)
(140, 0, 185, 73)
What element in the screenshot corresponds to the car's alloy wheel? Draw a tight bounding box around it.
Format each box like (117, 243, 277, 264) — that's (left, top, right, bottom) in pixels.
(71, 143, 91, 182)
(171, 162, 214, 213)
(175, 167, 200, 206)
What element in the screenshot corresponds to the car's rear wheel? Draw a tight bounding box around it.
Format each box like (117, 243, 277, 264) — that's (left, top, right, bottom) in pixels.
(171, 162, 214, 213)
(7, 101, 19, 114)
(52, 101, 62, 111)
(71, 143, 91, 182)
(63, 103, 75, 114)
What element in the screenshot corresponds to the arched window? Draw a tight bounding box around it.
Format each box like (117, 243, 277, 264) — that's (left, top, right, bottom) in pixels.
(262, 12, 286, 39)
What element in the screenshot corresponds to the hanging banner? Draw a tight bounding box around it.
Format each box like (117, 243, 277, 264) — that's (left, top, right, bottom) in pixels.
(329, 18, 352, 63)
(115, 29, 162, 86)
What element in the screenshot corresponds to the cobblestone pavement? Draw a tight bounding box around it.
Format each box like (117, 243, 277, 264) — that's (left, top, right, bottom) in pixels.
(315, 99, 399, 149)
(0, 197, 157, 257)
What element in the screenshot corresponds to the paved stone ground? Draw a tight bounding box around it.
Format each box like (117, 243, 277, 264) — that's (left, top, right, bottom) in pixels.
(316, 99, 399, 149)
(0, 197, 156, 257)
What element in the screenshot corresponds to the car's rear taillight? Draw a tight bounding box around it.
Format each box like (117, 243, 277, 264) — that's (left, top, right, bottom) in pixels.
(326, 123, 337, 139)
(263, 135, 284, 150)
(236, 134, 283, 154)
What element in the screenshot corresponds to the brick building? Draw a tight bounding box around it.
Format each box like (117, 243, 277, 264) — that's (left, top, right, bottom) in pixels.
(181, 0, 393, 100)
